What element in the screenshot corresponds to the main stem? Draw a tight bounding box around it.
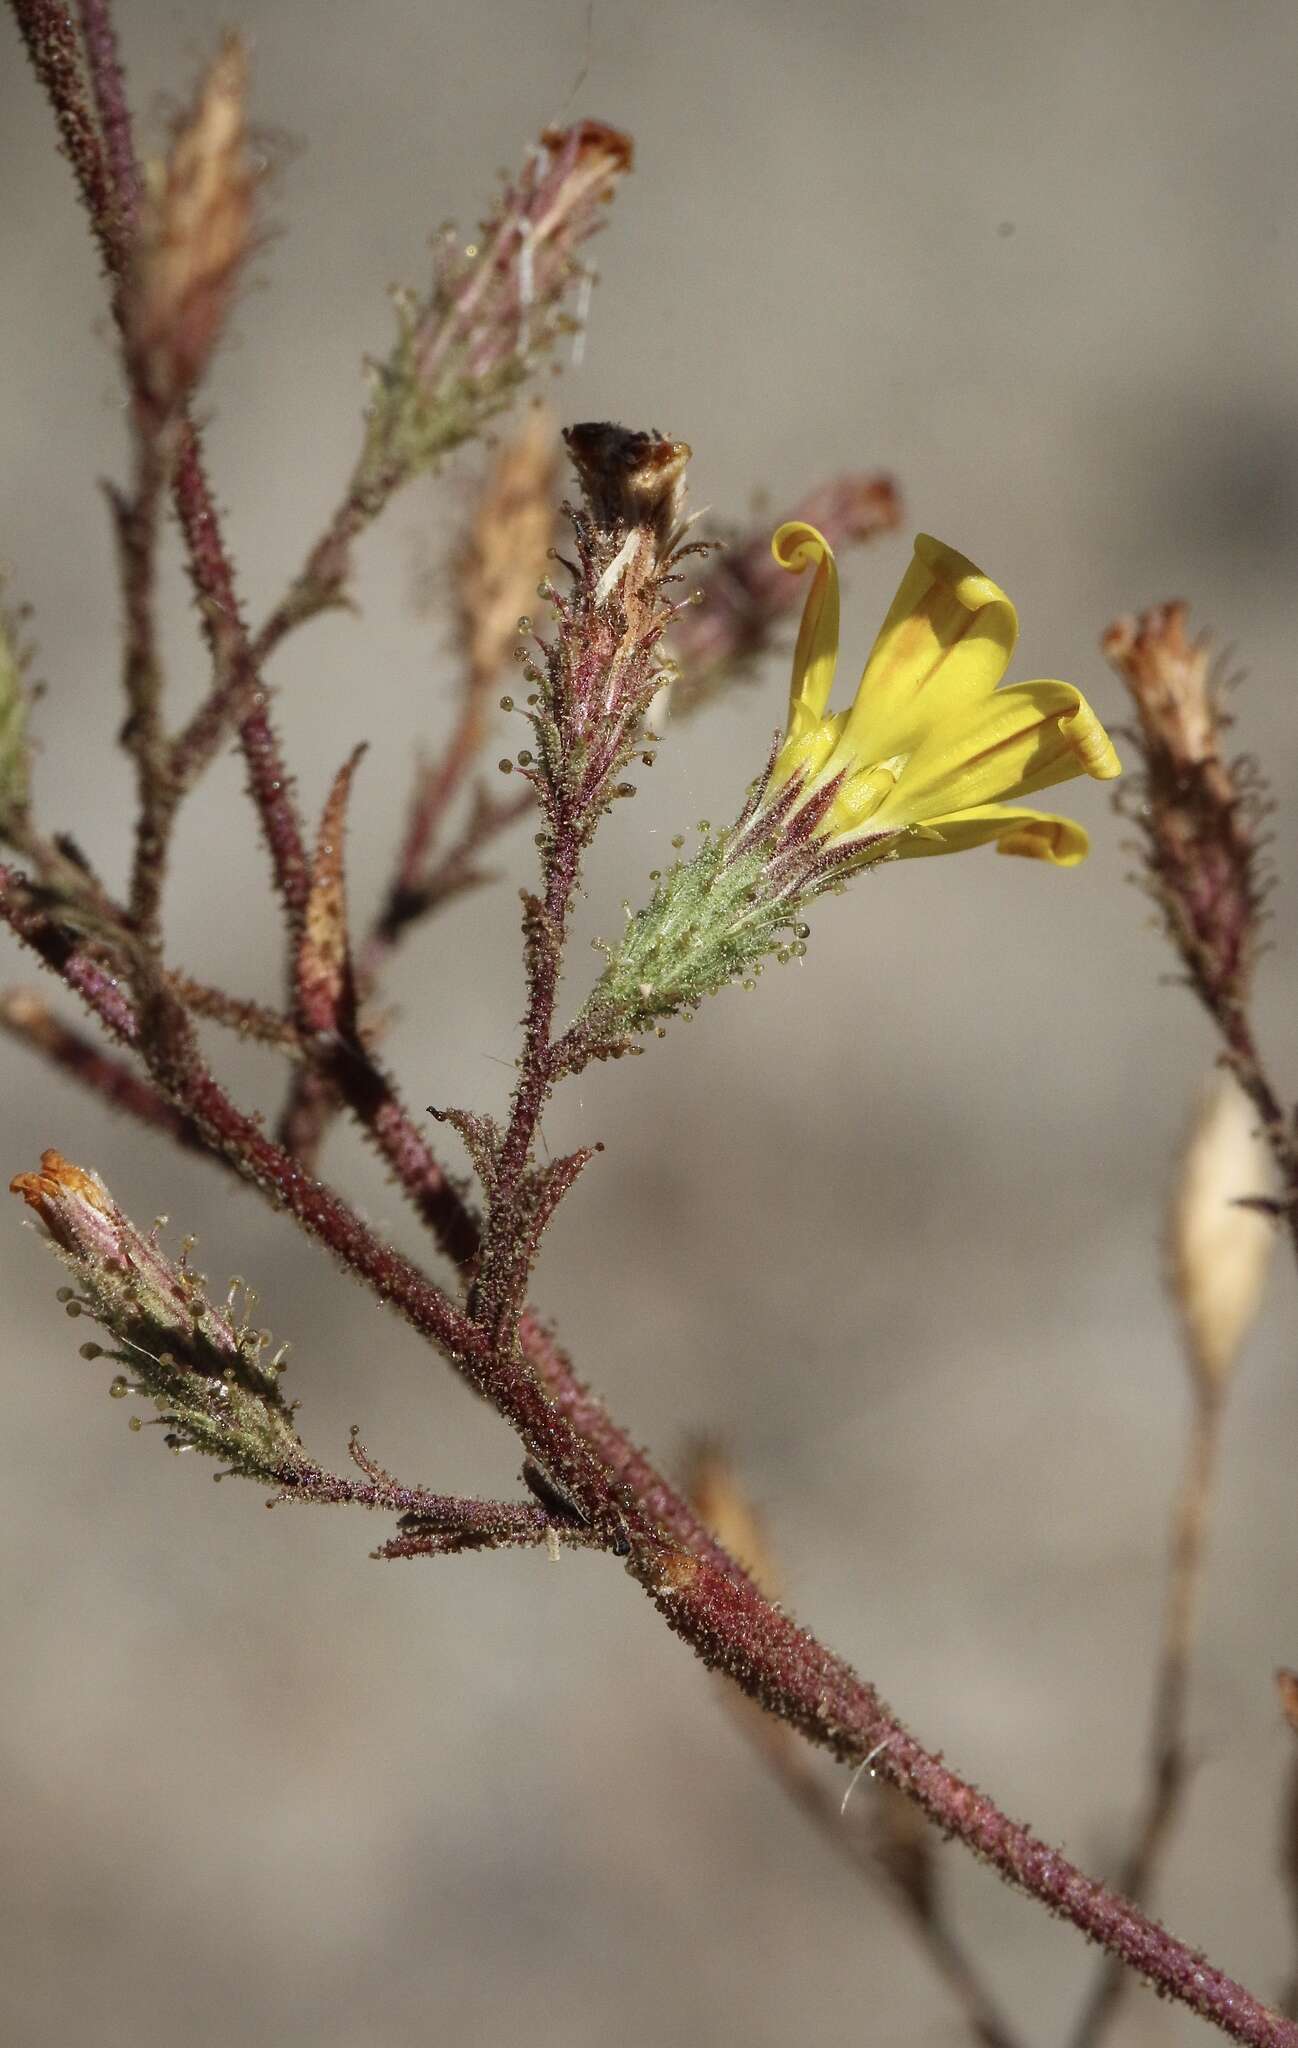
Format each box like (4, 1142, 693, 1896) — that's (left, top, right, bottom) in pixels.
(641, 1543, 1292, 2048)
(470, 823, 583, 1350)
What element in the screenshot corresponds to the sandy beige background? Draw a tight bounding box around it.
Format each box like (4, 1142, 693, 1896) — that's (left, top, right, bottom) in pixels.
(4, 1, 1298, 2042)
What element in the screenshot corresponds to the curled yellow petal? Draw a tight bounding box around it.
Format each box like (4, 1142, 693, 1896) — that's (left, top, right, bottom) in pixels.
(896, 803, 1092, 865)
(772, 521, 839, 739)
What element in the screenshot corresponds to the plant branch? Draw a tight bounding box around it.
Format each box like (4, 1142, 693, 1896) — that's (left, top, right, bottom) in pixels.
(10, 0, 129, 285)
(4, 860, 1296, 2043)
(635, 1541, 1294, 2048)
(277, 1433, 598, 1557)
(12, 4, 307, 952)
(75, 0, 139, 234)
(9, 23, 1294, 2033)
(745, 1718, 1024, 2048)
(109, 429, 175, 942)
(0, 987, 208, 1154)
(1068, 1386, 1227, 2048)
(168, 426, 313, 935)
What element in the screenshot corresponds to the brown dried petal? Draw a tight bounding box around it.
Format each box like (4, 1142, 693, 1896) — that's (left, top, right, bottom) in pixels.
(297, 747, 365, 1035)
(1104, 601, 1217, 773)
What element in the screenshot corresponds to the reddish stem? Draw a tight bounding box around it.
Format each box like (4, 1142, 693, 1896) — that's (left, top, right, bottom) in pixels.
(647, 1548, 1294, 2048)
(0, 993, 208, 1155)
(10, 0, 126, 284)
(169, 427, 312, 930)
(75, 0, 140, 231)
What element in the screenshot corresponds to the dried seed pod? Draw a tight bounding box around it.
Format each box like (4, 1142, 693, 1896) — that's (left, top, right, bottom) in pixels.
(1169, 1072, 1275, 1398)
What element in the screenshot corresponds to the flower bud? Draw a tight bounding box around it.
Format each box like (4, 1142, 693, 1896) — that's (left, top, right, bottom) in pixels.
(360, 122, 632, 493)
(10, 1150, 303, 1480)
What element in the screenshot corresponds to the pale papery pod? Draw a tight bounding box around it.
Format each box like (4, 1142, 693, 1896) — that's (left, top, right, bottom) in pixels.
(1169, 1072, 1276, 1396)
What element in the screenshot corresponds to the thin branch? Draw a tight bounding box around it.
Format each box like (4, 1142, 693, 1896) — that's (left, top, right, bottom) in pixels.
(165, 971, 303, 1052)
(169, 425, 313, 933)
(10, 0, 128, 284)
(276, 1438, 599, 1556)
(0, 987, 208, 1155)
(633, 1540, 1295, 2048)
(108, 434, 174, 942)
(746, 1721, 1024, 2048)
(1068, 1388, 1227, 2048)
(75, 0, 140, 233)
(13, 6, 302, 952)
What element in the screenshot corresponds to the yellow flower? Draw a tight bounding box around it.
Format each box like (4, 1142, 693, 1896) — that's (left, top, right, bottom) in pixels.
(768, 523, 1120, 865)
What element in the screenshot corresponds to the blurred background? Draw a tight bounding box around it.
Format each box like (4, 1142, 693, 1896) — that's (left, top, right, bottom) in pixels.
(3, 1, 1298, 2041)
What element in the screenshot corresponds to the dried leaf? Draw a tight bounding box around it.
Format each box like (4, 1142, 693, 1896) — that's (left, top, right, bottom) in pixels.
(296, 746, 365, 1035)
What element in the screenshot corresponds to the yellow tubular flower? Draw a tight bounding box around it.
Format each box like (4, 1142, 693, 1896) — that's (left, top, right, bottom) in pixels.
(768, 523, 1120, 865)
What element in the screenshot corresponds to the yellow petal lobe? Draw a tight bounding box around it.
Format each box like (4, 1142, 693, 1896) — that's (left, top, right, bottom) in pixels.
(896, 804, 1091, 865)
(838, 533, 1019, 765)
(771, 521, 840, 739)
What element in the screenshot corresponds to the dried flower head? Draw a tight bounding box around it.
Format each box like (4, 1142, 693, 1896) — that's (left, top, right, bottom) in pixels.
(1105, 601, 1216, 775)
(10, 1150, 304, 1481)
(563, 421, 692, 553)
(126, 35, 257, 412)
(1169, 1073, 1275, 1398)
(585, 524, 1119, 1041)
(360, 122, 632, 497)
(516, 426, 692, 846)
(1105, 601, 1262, 1020)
